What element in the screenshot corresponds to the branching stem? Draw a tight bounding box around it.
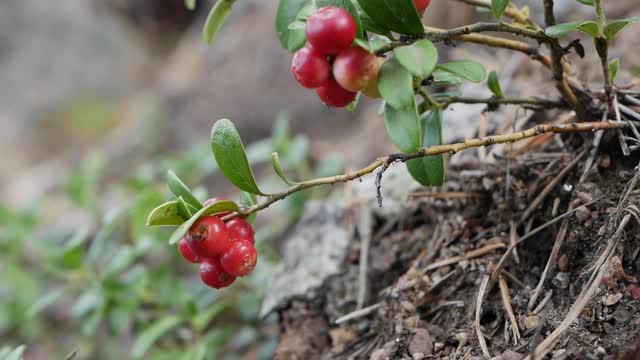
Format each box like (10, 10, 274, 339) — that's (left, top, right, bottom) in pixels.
(225, 121, 627, 219)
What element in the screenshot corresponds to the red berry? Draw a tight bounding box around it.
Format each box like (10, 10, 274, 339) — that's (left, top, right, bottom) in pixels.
(413, 0, 431, 14)
(186, 216, 231, 258)
(292, 46, 330, 88)
(220, 240, 258, 277)
(199, 258, 236, 289)
(316, 79, 357, 108)
(178, 238, 199, 263)
(226, 218, 255, 244)
(306, 6, 356, 55)
(333, 46, 381, 92)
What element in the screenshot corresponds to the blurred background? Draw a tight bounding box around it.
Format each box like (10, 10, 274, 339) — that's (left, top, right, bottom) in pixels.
(1, 0, 637, 358)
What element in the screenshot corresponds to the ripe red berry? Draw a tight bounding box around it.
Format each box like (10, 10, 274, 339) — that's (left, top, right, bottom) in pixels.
(186, 216, 231, 258)
(226, 218, 255, 244)
(316, 79, 357, 108)
(333, 46, 380, 92)
(220, 240, 258, 277)
(292, 46, 330, 88)
(178, 238, 199, 263)
(306, 6, 356, 55)
(414, 0, 431, 14)
(199, 258, 236, 289)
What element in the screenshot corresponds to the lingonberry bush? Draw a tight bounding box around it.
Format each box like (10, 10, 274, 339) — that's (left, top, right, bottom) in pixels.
(161, 0, 640, 294)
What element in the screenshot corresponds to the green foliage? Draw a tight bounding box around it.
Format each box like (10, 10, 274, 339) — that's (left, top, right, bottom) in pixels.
(167, 200, 240, 244)
(487, 71, 503, 97)
(0, 345, 26, 360)
(383, 101, 422, 153)
(184, 0, 197, 10)
(604, 17, 640, 40)
(490, 0, 510, 19)
(393, 40, 438, 80)
(203, 0, 235, 44)
(276, 0, 311, 51)
(575, 0, 594, 6)
(378, 57, 415, 110)
(211, 119, 264, 195)
(436, 61, 487, 83)
(406, 110, 445, 186)
(609, 58, 619, 81)
(356, 0, 424, 35)
(545, 21, 599, 37)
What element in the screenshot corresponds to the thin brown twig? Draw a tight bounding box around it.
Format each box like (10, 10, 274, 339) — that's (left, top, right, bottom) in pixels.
(475, 273, 492, 358)
(499, 275, 521, 344)
(226, 122, 627, 220)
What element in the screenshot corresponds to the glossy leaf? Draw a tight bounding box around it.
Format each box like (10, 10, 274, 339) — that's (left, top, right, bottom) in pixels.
(354, 34, 391, 53)
(431, 70, 463, 85)
(167, 170, 203, 210)
(436, 61, 486, 83)
(168, 200, 240, 244)
(354, 2, 391, 35)
(487, 70, 503, 97)
(211, 119, 264, 195)
(317, 0, 364, 38)
(609, 58, 619, 81)
(604, 17, 640, 40)
(272, 152, 299, 185)
(576, 0, 594, 5)
(276, 0, 309, 51)
(406, 110, 445, 186)
(176, 197, 194, 220)
(383, 100, 422, 153)
(545, 21, 599, 38)
(491, 0, 509, 19)
(146, 201, 184, 227)
(393, 39, 438, 79)
(132, 316, 182, 358)
(377, 57, 415, 110)
(203, 0, 234, 44)
(356, 0, 424, 36)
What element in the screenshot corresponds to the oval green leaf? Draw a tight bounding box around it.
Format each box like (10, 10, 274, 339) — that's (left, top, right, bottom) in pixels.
(609, 58, 619, 81)
(393, 39, 438, 79)
(431, 70, 463, 85)
(436, 61, 486, 83)
(356, 0, 424, 36)
(383, 100, 422, 153)
(211, 119, 264, 195)
(146, 201, 184, 227)
(406, 110, 445, 186)
(576, 0, 594, 6)
(168, 200, 240, 244)
(167, 170, 203, 210)
(545, 21, 599, 38)
(378, 57, 415, 110)
(276, 0, 309, 52)
(487, 70, 503, 97)
(202, 0, 234, 44)
(491, 0, 509, 19)
(604, 17, 640, 40)
(132, 316, 182, 358)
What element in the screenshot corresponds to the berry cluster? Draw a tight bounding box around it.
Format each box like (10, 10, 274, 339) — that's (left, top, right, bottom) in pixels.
(177, 198, 257, 289)
(291, 6, 382, 107)
(291, 1, 431, 108)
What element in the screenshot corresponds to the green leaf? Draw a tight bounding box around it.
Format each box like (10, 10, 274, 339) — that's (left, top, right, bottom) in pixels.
(436, 61, 486, 83)
(346, 92, 361, 111)
(3, 345, 26, 360)
(27, 289, 64, 317)
(193, 301, 231, 331)
(383, 100, 422, 153)
(545, 21, 599, 38)
(487, 70, 503, 97)
(378, 57, 415, 110)
(576, 0, 594, 6)
(354, 34, 391, 53)
(146, 201, 184, 227)
(491, 0, 509, 19)
(272, 152, 298, 185)
(317, 0, 364, 38)
(406, 110, 445, 186)
(357, 0, 424, 35)
(167, 170, 203, 210)
(176, 197, 194, 220)
(168, 200, 240, 244)
(609, 58, 619, 81)
(431, 70, 463, 85)
(211, 119, 264, 195)
(296, 0, 317, 20)
(393, 39, 438, 79)
(604, 17, 640, 40)
(132, 316, 182, 358)
(276, 0, 309, 52)
(202, 0, 234, 44)
(185, 0, 197, 10)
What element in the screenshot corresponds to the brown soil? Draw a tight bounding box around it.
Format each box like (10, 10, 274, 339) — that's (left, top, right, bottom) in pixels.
(271, 116, 640, 360)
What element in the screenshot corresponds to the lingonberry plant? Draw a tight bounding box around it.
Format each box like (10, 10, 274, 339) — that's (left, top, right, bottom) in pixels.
(164, 0, 640, 293)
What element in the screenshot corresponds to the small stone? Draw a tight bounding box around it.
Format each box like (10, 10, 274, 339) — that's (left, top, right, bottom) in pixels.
(601, 293, 623, 306)
(576, 191, 593, 204)
(553, 272, 571, 289)
(523, 315, 540, 329)
(603, 256, 626, 285)
(575, 206, 591, 222)
(596, 347, 606, 355)
(612, 306, 631, 325)
(401, 301, 417, 313)
(412, 353, 424, 360)
(455, 332, 468, 347)
(434, 342, 444, 352)
(629, 284, 640, 300)
(370, 348, 387, 360)
(501, 350, 524, 360)
(408, 328, 434, 357)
